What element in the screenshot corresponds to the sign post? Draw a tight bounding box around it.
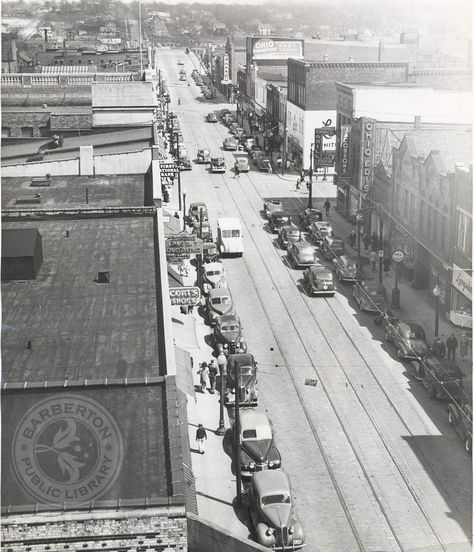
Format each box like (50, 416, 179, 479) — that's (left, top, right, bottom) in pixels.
(391, 249, 405, 309)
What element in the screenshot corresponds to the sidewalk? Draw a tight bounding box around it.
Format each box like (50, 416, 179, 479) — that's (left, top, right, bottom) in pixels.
(175, 262, 249, 539)
(327, 207, 473, 376)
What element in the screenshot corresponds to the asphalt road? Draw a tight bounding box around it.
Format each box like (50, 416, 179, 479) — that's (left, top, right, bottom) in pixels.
(158, 48, 472, 552)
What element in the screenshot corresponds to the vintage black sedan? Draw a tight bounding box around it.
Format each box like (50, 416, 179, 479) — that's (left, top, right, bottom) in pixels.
(225, 353, 259, 406)
(268, 211, 292, 233)
(287, 241, 318, 268)
(205, 287, 234, 326)
(202, 242, 219, 263)
(236, 410, 281, 477)
(263, 199, 283, 219)
(352, 280, 387, 312)
(299, 208, 323, 230)
(409, 354, 465, 400)
(277, 225, 303, 249)
(332, 255, 360, 282)
(385, 321, 428, 360)
(247, 470, 305, 550)
(303, 264, 336, 296)
(213, 314, 247, 355)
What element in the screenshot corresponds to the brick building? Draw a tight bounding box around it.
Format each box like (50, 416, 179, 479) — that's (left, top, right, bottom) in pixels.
(286, 60, 409, 171)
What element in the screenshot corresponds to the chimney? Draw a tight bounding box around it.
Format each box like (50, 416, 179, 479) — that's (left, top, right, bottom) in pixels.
(44, 28, 48, 43)
(323, 54, 329, 62)
(414, 115, 421, 130)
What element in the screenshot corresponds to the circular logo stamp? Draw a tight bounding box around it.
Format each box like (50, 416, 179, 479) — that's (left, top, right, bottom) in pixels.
(12, 394, 123, 505)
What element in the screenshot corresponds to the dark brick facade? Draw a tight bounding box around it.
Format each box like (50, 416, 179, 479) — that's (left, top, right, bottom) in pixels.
(288, 60, 409, 111)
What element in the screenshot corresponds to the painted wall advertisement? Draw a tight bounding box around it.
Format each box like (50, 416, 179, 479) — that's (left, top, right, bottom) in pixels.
(252, 38, 303, 60)
(314, 127, 336, 167)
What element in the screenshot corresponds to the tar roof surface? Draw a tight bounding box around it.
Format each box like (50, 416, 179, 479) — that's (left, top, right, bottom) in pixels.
(1, 175, 146, 208)
(2, 216, 161, 383)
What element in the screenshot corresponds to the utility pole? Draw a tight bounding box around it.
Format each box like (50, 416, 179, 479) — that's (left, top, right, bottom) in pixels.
(307, 143, 314, 209)
(138, 0, 143, 75)
(176, 132, 182, 211)
(378, 216, 384, 284)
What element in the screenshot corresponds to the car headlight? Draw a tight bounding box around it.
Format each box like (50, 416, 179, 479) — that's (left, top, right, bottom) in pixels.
(223, 343, 228, 349)
(249, 462, 255, 469)
(293, 539, 302, 545)
(268, 461, 274, 467)
(289, 526, 295, 535)
(266, 528, 275, 536)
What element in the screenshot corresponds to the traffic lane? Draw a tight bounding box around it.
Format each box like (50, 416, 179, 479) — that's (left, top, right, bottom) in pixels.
(225, 176, 468, 550)
(211, 188, 367, 552)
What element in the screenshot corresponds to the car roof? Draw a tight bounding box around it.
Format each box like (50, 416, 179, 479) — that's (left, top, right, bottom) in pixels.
(217, 217, 241, 229)
(252, 470, 290, 495)
(203, 242, 217, 249)
(305, 208, 322, 214)
(402, 321, 424, 332)
(190, 202, 207, 208)
(309, 264, 329, 274)
(208, 287, 231, 298)
(217, 313, 239, 324)
(266, 199, 281, 205)
(271, 210, 291, 217)
(227, 352, 255, 364)
(211, 157, 224, 161)
(293, 240, 312, 249)
(240, 410, 272, 433)
(204, 262, 223, 271)
(198, 148, 210, 153)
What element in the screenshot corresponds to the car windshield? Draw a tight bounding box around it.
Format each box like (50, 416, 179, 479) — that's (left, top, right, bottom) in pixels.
(275, 215, 291, 222)
(212, 296, 231, 305)
(288, 229, 300, 238)
(206, 270, 221, 277)
(300, 246, 313, 255)
(222, 324, 239, 332)
(240, 366, 253, 375)
(222, 230, 241, 238)
(261, 494, 291, 506)
(242, 429, 257, 439)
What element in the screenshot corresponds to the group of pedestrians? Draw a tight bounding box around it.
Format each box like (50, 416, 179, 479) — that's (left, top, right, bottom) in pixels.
(430, 332, 470, 362)
(197, 359, 218, 394)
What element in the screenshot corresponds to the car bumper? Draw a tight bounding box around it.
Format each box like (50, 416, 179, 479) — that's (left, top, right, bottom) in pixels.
(310, 288, 335, 295)
(211, 168, 226, 173)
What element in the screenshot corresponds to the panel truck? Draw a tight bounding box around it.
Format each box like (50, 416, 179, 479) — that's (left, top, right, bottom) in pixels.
(216, 217, 244, 256)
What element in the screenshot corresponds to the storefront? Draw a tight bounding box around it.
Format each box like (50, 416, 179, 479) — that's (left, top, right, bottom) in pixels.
(450, 264, 472, 329)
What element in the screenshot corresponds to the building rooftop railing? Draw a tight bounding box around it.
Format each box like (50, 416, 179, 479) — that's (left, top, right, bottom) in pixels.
(1, 72, 137, 86)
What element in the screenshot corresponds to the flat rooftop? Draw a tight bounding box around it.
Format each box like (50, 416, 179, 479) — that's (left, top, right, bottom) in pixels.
(1, 174, 146, 208)
(1, 215, 160, 383)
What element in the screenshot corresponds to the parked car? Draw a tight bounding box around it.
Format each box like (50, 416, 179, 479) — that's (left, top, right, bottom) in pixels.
(332, 255, 360, 282)
(207, 112, 218, 122)
(213, 314, 247, 355)
(234, 127, 245, 139)
(225, 353, 259, 406)
(223, 137, 238, 151)
(220, 109, 231, 119)
(179, 156, 192, 171)
(202, 262, 226, 293)
(210, 157, 226, 173)
(257, 157, 272, 172)
(197, 148, 211, 163)
(202, 241, 219, 263)
(447, 383, 472, 454)
(309, 220, 332, 245)
(409, 355, 465, 399)
(187, 202, 208, 223)
(235, 410, 281, 477)
(320, 235, 345, 260)
(384, 321, 429, 360)
(251, 150, 266, 165)
(287, 241, 318, 268)
(191, 220, 212, 242)
(352, 280, 387, 312)
(268, 211, 292, 234)
(206, 287, 234, 326)
(303, 264, 336, 296)
(242, 137, 255, 151)
(263, 199, 283, 219)
(247, 470, 305, 550)
(234, 156, 250, 173)
(277, 225, 303, 249)
(299, 208, 323, 230)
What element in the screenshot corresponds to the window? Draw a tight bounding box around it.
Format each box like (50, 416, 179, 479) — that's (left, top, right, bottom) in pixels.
(2, 127, 10, 137)
(457, 210, 472, 255)
(403, 189, 409, 218)
(409, 193, 415, 222)
(441, 217, 447, 250)
(20, 127, 34, 137)
(419, 203, 424, 233)
(427, 206, 432, 237)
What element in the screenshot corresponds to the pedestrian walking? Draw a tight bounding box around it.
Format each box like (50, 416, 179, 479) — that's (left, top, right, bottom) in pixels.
(295, 177, 301, 191)
(431, 336, 446, 358)
(208, 360, 218, 393)
(460, 333, 469, 360)
(323, 199, 331, 217)
(174, 211, 180, 219)
(234, 165, 240, 178)
(369, 250, 377, 272)
(446, 333, 458, 361)
(195, 424, 207, 454)
(348, 229, 356, 248)
(363, 233, 371, 252)
(276, 155, 282, 168)
(197, 361, 209, 393)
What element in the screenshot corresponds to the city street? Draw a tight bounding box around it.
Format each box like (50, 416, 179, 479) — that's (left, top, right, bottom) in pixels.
(160, 48, 472, 552)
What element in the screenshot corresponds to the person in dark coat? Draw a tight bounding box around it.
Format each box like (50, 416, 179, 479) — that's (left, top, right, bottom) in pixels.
(371, 232, 379, 251)
(323, 199, 331, 217)
(195, 424, 207, 454)
(208, 360, 218, 393)
(446, 333, 458, 360)
(362, 234, 371, 252)
(431, 336, 446, 358)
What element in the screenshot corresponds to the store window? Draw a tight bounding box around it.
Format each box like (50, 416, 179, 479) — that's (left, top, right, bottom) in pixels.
(20, 127, 34, 137)
(456, 210, 472, 255)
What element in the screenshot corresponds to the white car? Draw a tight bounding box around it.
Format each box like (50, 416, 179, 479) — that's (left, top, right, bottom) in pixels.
(202, 262, 227, 293)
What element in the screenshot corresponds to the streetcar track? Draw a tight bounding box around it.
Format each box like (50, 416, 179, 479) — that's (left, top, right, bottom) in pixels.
(225, 177, 450, 551)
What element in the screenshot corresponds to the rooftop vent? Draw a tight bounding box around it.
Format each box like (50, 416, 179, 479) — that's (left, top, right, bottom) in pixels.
(14, 196, 41, 205)
(30, 175, 51, 187)
(96, 270, 110, 284)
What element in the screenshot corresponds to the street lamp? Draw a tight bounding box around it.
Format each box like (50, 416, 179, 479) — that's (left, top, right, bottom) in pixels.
(433, 281, 441, 338)
(215, 352, 227, 436)
(182, 187, 187, 231)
